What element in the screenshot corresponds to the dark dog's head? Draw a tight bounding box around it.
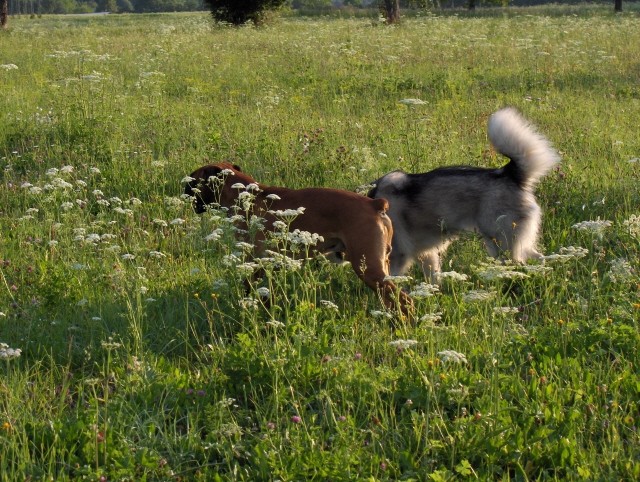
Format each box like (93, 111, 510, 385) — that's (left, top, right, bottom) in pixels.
(184, 162, 258, 213)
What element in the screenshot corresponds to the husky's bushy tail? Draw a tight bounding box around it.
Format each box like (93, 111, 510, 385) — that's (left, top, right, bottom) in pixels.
(488, 107, 560, 190)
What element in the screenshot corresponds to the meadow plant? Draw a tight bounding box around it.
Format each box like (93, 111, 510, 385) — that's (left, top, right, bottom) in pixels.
(1, 8, 639, 481)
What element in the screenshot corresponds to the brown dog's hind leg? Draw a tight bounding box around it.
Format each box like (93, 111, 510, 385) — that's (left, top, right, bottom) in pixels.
(345, 244, 413, 317)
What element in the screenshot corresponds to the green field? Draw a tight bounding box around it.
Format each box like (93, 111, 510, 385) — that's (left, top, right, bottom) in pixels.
(1, 6, 639, 480)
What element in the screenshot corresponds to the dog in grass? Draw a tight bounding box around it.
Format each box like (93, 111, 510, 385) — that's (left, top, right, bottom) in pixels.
(367, 107, 560, 280)
(185, 162, 413, 316)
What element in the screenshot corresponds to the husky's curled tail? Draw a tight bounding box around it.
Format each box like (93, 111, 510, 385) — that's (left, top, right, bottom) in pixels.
(488, 107, 560, 190)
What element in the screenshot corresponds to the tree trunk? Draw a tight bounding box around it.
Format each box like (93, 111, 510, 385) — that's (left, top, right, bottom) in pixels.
(468, 0, 476, 10)
(1, 0, 8, 29)
(381, 0, 400, 24)
(614, 0, 622, 12)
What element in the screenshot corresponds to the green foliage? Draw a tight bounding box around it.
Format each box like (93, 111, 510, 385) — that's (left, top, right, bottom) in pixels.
(1, 7, 640, 481)
(205, 0, 289, 25)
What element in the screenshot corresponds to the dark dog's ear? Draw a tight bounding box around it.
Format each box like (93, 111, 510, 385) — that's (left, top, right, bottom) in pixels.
(232, 164, 242, 172)
(197, 165, 223, 182)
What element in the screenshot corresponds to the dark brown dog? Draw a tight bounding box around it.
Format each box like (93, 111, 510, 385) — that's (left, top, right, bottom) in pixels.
(185, 162, 412, 315)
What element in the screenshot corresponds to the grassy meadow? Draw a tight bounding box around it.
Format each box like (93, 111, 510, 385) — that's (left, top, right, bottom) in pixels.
(1, 6, 640, 480)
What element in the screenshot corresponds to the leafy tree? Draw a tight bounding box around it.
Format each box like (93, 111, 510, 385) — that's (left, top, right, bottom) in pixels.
(380, 0, 399, 23)
(204, 0, 288, 25)
(1, 0, 7, 28)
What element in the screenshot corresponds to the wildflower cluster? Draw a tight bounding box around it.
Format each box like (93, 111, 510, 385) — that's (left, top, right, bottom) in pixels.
(0, 343, 22, 360)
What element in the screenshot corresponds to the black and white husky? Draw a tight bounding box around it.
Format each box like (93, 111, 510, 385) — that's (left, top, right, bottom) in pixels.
(367, 107, 560, 279)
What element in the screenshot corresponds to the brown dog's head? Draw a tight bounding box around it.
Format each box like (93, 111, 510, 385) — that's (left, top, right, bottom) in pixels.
(184, 162, 259, 213)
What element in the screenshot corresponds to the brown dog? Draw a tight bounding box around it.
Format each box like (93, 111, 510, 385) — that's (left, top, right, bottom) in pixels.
(184, 162, 412, 315)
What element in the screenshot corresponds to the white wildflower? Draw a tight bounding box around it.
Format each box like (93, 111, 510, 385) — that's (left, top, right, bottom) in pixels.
(542, 246, 589, 262)
(181, 175, 196, 183)
(389, 339, 419, 349)
(266, 194, 281, 201)
(0, 64, 18, 70)
(269, 207, 306, 221)
(399, 98, 427, 105)
(622, 214, 640, 239)
(436, 271, 469, 281)
(572, 218, 613, 237)
(409, 282, 440, 298)
(462, 289, 496, 302)
(437, 350, 467, 364)
(288, 229, 324, 246)
(266, 319, 285, 328)
(60, 202, 74, 211)
(474, 262, 529, 281)
(320, 300, 339, 311)
(384, 275, 413, 283)
(236, 262, 259, 276)
(205, 229, 224, 242)
(170, 218, 185, 226)
(608, 258, 635, 283)
(0, 343, 22, 360)
(153, 218, 168, 227)
(256, 287, 270, 298)
(493, 306, 520, 315)
(371, 310, 394, 320)
(420, 312, 443, 323)
(149, 250, 166, 259)
(239, 297, 259, 310)
(121, 253, 136, 261)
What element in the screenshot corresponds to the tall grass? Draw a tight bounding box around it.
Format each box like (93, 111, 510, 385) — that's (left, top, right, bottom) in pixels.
(1, 7, 639, 480)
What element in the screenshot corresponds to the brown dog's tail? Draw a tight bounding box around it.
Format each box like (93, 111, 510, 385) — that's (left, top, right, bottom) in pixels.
(371, 198, 389, 213)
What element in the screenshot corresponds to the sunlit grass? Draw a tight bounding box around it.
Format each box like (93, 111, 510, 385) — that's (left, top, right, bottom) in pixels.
(1, 7, 639, 480)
